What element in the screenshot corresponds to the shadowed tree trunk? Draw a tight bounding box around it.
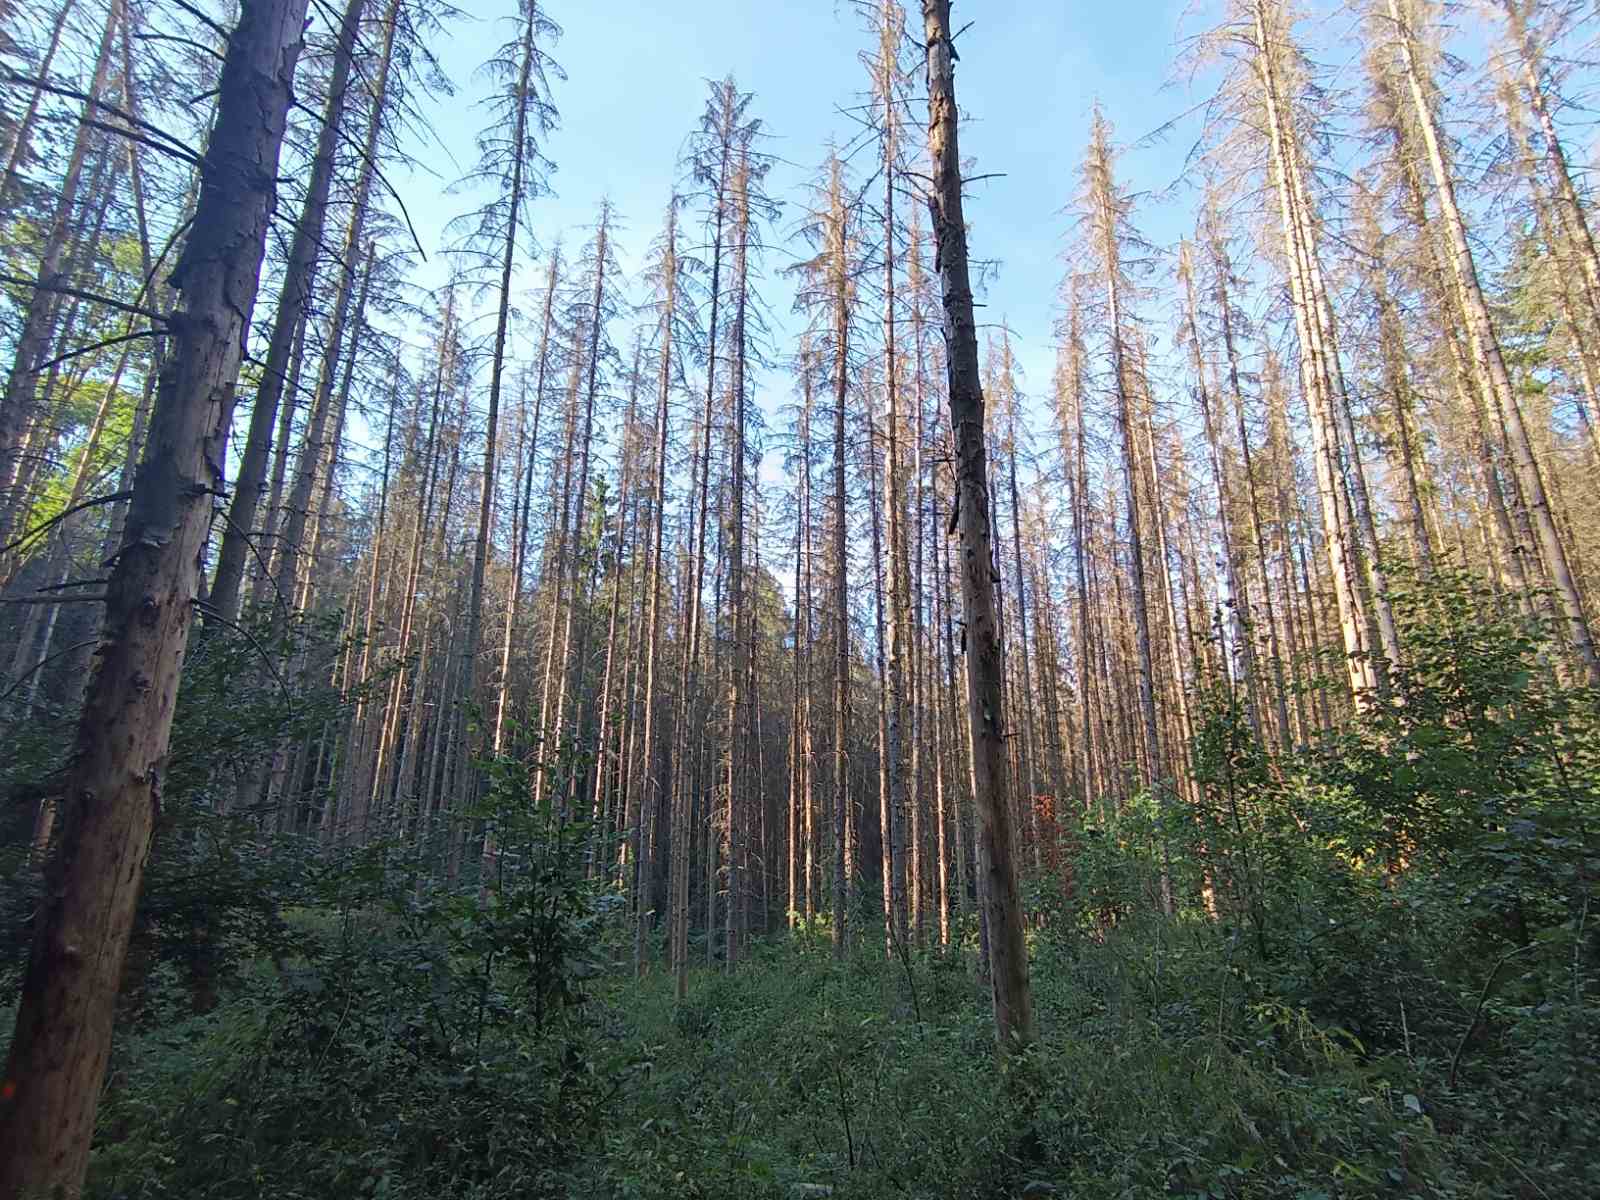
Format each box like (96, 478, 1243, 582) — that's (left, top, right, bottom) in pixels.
(0, 0, 312, 1190)
(210, 0, 377, 623)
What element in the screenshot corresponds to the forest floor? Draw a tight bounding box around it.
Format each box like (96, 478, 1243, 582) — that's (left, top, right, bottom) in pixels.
(43, 900, 1598, 1200)
(568, 918, 1588, 1200)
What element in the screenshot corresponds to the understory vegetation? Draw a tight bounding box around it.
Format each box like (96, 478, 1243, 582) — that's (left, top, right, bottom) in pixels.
(5, 575, 1595, 1200)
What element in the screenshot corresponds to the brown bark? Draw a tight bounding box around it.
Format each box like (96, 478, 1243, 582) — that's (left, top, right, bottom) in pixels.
(922, 0, 1034, 1049)
(210, 0, 378, 624)
(0, 0, 311, 1190)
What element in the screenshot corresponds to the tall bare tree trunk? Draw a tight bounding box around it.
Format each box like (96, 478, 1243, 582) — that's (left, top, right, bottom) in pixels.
(1251, 0, 1381, 704)
(876, 0, 911, 954)
(999, 335, 1039, 869)
(548, 205, 614, 819)
(798, 343, 818, 924)
(1085, 113, 1167, 875)
(672, 136, 729, 989)
(589, 344, 641, 872)
(211, 0, 380, 623)
(494, 256, 558, 749)
(1209, 228, 1295, 748)
(1499, 0, 1600, 340)
(725, 155, 751, 968)
(0, 0, 119, 547)
(786, 364, 811, 928)
(1180, 242, 1264, 739)
(370, 290, 458, 820)
(1382, 0, 1598, 682)
(467, 5, 544, 884)
(825, 157, 852, 959)
(0, 0, 76, 207)
(634, 204, 676, 978)
(922, 0, 1034, 1049)
(0, 0, 310, 1189)
(1055, 300, 1104, 805)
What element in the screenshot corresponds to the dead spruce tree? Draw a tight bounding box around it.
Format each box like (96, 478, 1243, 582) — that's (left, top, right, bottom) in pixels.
(454, 0, 561, 865)
(0, 0, 312, 1189)
(921, 0, 1034, 1050)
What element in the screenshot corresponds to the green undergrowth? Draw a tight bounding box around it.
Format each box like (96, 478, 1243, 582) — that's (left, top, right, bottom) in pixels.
(27, 887, 1594, 1200)
(572, 913, 1594, 1200)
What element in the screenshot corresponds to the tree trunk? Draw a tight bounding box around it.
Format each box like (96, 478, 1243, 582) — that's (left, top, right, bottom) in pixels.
(633, 204, 675, 978)
(1181, 241, 1264, 739)
(465, 3, 542, 864)
(827, 157, 852, 959)
(877, 0, 911, 954)
(210, 0, 378, 623)
(0, 0, 77, 208)
(673, 145, 728, 990)
(0, 0, 310, 1189)
(0, 0, 120, 547)
(1383, 0, 1597, 682)
(1250, 1, 1381, 708)
(725, 156, 751, 967)
(922, 0, 1034, 1049)
(1210, 233, 1295, 748)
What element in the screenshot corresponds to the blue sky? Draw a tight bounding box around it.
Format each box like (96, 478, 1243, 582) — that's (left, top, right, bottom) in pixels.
(393, 0, 1205, 472)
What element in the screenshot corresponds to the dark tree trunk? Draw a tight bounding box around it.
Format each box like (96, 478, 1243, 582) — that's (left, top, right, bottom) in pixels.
(0, 0, 311, 1191)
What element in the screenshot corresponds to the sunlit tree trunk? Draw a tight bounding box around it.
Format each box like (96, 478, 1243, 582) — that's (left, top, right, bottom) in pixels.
(0, 0, 119, 548)
(923, 0, 1034, 1049)
(1249, 0, 1384, 704)
(1382, 0, 1597, 681)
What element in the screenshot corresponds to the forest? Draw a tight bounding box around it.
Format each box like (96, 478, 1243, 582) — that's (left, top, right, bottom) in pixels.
(1, 0, 1598, 1195)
